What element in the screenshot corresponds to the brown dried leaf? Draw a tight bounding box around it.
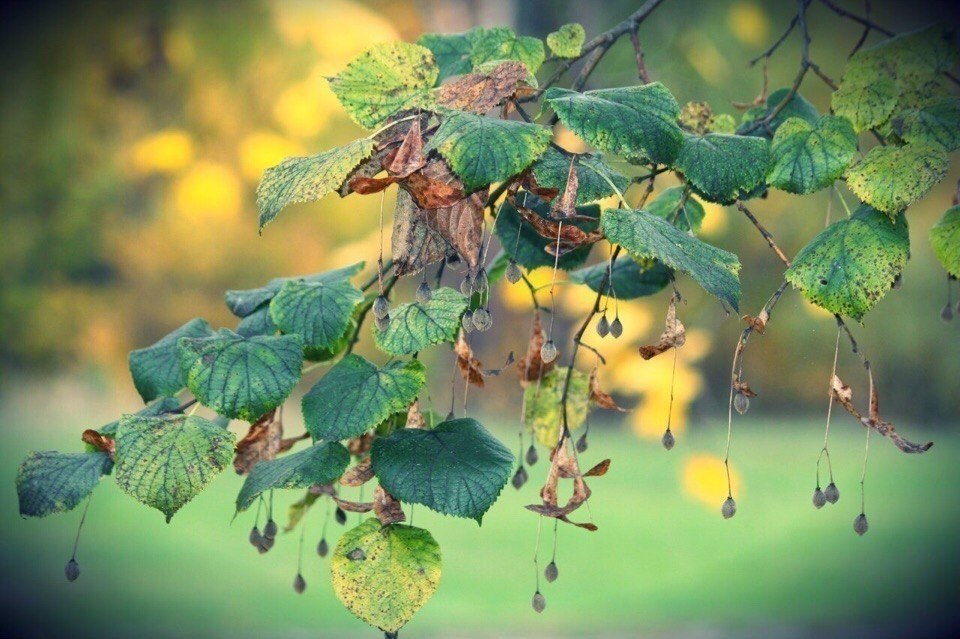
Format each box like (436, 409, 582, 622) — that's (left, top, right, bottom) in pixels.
(406, 399, 427, 430)
(233, 408, 283, 475)
(392, 190, 447, 276)
(347, 433, 374, 456)
(278, 432, 309, 453)
(339, 147, 390, 196)
(742, 313, 767, 334)
(437, 60, 531, 114)
(639, 295, 686, 360)
(426, 189, 487, 271)
(734, 380, 758, 398)
(455, 331, 485, 387)
(831, 374, 932, 454)
(517, 310, 556, 385)
(348, 174, 400, 195)
(332, 496, 373, 513)
(373, 485, 406, 525)
(405, 159, 465, 209)
(584, 459, 611, 477)
(509, 194, 602, 256)
(526, 441, 594, 524)
(384, 117, 426, 178)
(589, 367, 629, 412)
(551, 156, 579, 219)
(340, 457, 375, 487)
(82, 429, 115, 458)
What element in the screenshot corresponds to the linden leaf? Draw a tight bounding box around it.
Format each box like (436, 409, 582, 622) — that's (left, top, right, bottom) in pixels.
(331, 519, 441, 633)
(328, 41, 438, 129)
(114, 414, 235, 522)
(931, 205, 960, 278)
(673, 132, 770, 204)
(374, 287, 469, 356)
(831, 69, 899, 133)
(417, 30, 477, 82)
(845, 144, 948, 214)
(226, 263, 365, 318)
(545, 83, 684, 164)
(569, 256, 671, 300)
(603, 208, 742, 310)
(372, 418, 514, 522)
(17, 451, 113, 517)
(531, 147, 630, 205)
(739, 87, 819, 137)
(128, 318, 216, 403)
(235, 442, 350, 512)
(495, 196, 599, 270)
(891, 97, 960, 151)
(257, 139, 376, 231)
(546, 23, 585, 58)
(469, 26, 545, 74)
(178, 329, 303, 422)
(767, 115, 858, 194)
(524, 368, 589, 447)
(851, 25, 959, 82)
(99, 397, 181, 436)
(645, 185, 706, 232)
(269, 277, 363, 359)
(424, 112, 551, 191)
(302, 355, 425, 441)
(785, 204, 909, 321)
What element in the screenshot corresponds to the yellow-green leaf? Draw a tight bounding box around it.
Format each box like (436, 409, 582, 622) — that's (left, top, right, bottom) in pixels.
(469, 27, 545, 74)
(845, 144, 948, 214)
(767, 115, 858, 194)
(891, 97, 960, 151)
(546, 23, 585, 58)
(931, 205, 960, 278)
(523, 368, 588, 447)
(331, 519, 441, 633)
(831, 68, 899, 133)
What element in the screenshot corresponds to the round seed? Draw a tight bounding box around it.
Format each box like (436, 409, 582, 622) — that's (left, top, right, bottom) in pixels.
(474, 268, 489, 293)
(511, 465, 528, 490)
(733, 391, 750, 415)
(812, 488, 826, 509)
(532, 591, 546, 613)
(576, 432, 588, 453)
(65, 558, 80, 583)
(263, 519, 278, 540)
(293, 573, 306, 594)
(372, 295, 390, 319)
(506, 260, 522, 284)
(661, 429, 675, 450)
(540, 340, 558, 363)
(473, 307, 493, 331)
(525, 444, 539, 466)
(941, 304, 954, 322)
(375, 313, 391, 332)
(824, 482, 840, 504)
(596, 315, 610, 338)
(258, 535, 275, 554)
(721, 496, 737, 519)
(248, 526, 262, 547)
(544, 561, 559, 583)
(853, 513, 869, 536)
(317, 538, 329, 558)
(609, 317, 623, 338)
(335, 507, 347, 526)
(445, 251, 461, 267)
(461, 310, 474, 332)
(460, 274, 473, 296)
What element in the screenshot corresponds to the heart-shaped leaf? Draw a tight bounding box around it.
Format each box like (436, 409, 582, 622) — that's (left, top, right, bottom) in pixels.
(767, 115, 858, 194)
(17, 451, 113, 517)
(831, 68, 899, 133)
(531, 147, 629, 205)
(417, 29, 477, 82)
(374, 287, 468, 356)
(569, 256, 671, 300)
(270, 277, 362, 359)
(931, 205, 960, 278)
(673, 132, 770, 204)
(891, 97, 960, 151)
(845, 144, 948, 214)
(235, 442, 350, 511)
(129, 318, 215, 403)
(546, 23, 585, 58)
(469, 26, 545, 73)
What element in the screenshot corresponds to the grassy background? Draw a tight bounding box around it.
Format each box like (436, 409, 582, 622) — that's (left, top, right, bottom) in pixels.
(2, 380, 957, 638)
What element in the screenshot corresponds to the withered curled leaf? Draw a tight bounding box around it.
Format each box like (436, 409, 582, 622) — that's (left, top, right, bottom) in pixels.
(550, 156, 579, 219)
(82, 429, 115, 458)
(639, 294, 686, 360)
(437, 60, 532, 114)
(588, 367, 629, 412)
(340, 457, 375, 487)
(830, 374, 932, 454)
(234, 408, 283, 475)
(517, 310, 556, 385)
(525, 441, 598, 530)
(406, 399, 427, 430)
(734, 380, 758, 398)
(455, 331, 486, 387)
(372, 485, 406, 526)
(384, 117, 426, 178)
(392, 190, 448, 276)
(427, 189, 487, 271)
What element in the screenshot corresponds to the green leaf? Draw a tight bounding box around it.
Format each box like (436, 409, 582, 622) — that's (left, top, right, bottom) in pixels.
(226, 263, 365, 318)
(235, 442, 350, 512)
(374, 287, 469, 356)
(524, 368, 588, 447)
(128, 318, 215, 403)
(673, 133, 770, 205)
(767, 115, 858, 194)
(257, 139, 376, 231)
(114, 414, 235, 521)
(845, 144, 948, 214)
(17, 451, 112, 517)
(328, 41, 438, 129)
(416, 29, 477, 82)
(852, 25, 959, 81)
(469, 27, 545, 74)
(646, 186, 706, 232)
(270, 278, 362, 359)
(891, 97, 960, 151)
(494, 197, 598, 270)
(531, 147, 629, 205)
(235, 305, 277, 338)
(302, 355, 425, 441)
(424, 112, 551, 191)
(546, 23, 585, 58)
(739, 88, 819, 137)
(931, 205, 960, 278)
(603, 208, 742, 310)
(331, 519, 441, 633)
(785, 204, 909, 321)
(100, 397, 181, 436)
(569, 256, 671, 300)
(831, 69, 899, 133)
(545, 83, 683, 164)
(372, 418, 513, 522)
(178, 329, 303, 421)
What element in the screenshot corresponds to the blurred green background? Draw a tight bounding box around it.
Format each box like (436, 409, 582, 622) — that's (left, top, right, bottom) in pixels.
(1, 0, 958, 637)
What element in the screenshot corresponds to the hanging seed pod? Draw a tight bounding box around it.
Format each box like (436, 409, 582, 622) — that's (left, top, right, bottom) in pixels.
(733, 391, 750, 415)
(525, 444, 539, 466)
(661, 429, 675, 451)
(544, 561, 559, 583)
(853, 513, 869, 536)
(473, 307, 493, 332)
(892, 273, 903, 290)
(64, 558, 80, 583)
(317, 537, 329, 558)
(609, 317, 623, 338)
(941, 304, 954, 322)
(596, 315, 610, 338)
(721, 496, 737, 519)
(812, 487, 827, 509)
(460, 274, 474, 296)
(474, 268, 489, 293)
(335, 507, 347, 526)
(248, 526, 262, 548)
(540, 340, 558, 363)
(576, 432, 588, 453)
(258, 535, 275, 554)
(293, 573, 307, 594)
(461, 309, 475, 332)
(375, 313, 391, 332)
(511, 465, 529, 489)
(263, 519, 278, 540)
(372, 295, 390, 320)
(824, 482, 840, 504)
(416, 281, 432, 304)
(446, 251, 462, 267)
(506, 260, 522, 284)
(532, 590, 546, 613)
